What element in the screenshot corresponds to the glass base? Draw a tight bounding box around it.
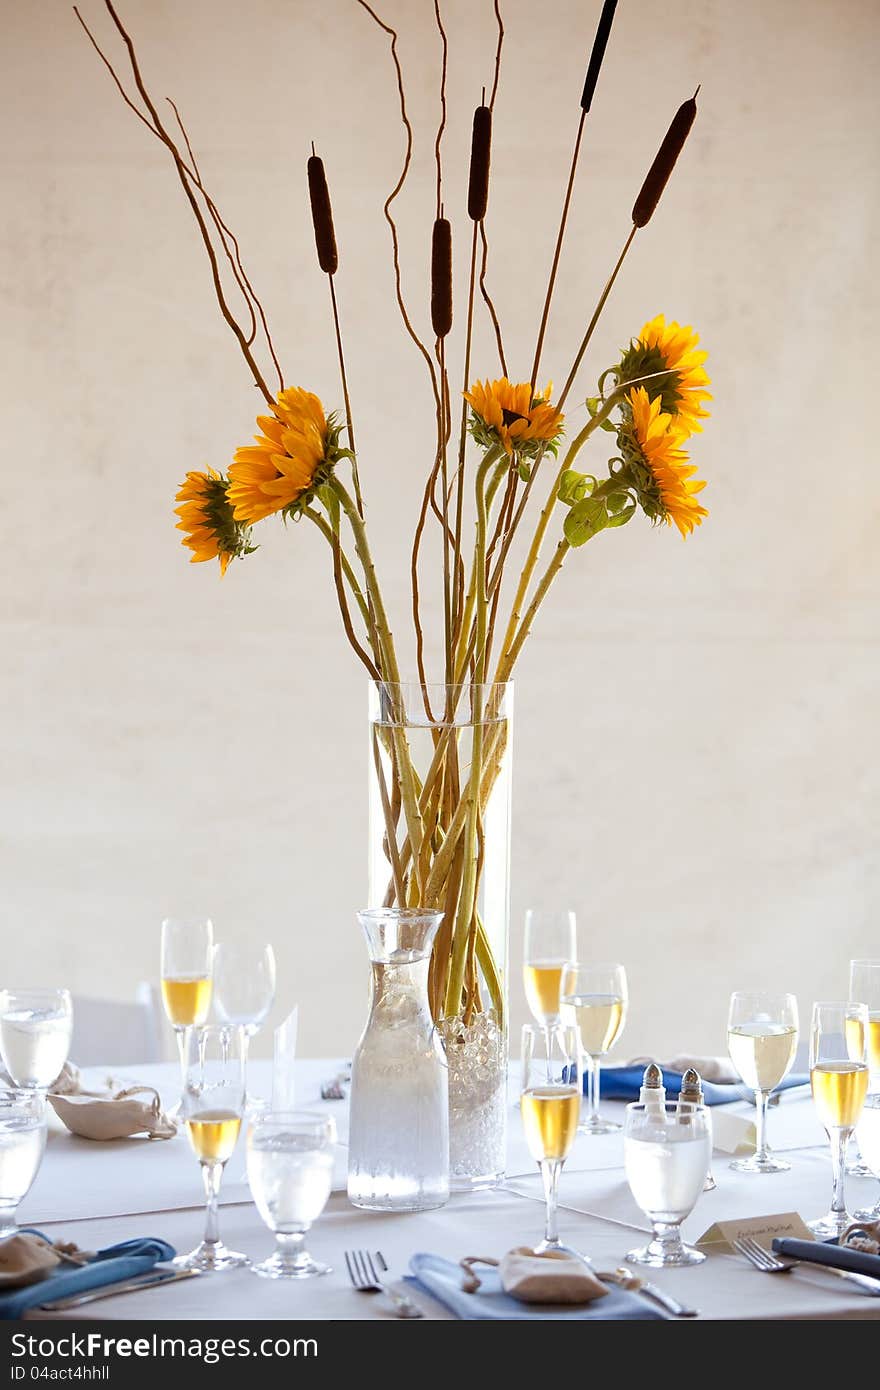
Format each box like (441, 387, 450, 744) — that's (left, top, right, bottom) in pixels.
(808, 1211, 852, 1240)
(852, 1200, 880, 1221)
(252, 1250, 330, 1280)
(846, 1158, 874, 1177)
(579, 1115, 621, 1136)
(174, 1241, 250, 1272)
(626, 1240, 705, 1268)
(729, 1152, 791, 1174)
(450, 1171, 504, 1193)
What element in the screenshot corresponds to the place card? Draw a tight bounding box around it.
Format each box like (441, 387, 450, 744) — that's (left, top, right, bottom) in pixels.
(697, 1212, 814, 1253)
(711, 1109, 755, 1155)
(272, 1005, 299, 1111)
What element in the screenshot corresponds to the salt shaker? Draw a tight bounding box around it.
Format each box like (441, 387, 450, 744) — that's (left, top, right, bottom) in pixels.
(681, 1066, 716, 1190)
(639, 1062, 666, 1121)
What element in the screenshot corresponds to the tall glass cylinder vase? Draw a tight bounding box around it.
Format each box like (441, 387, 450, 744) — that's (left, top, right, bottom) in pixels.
(368, 680, 513, 1189)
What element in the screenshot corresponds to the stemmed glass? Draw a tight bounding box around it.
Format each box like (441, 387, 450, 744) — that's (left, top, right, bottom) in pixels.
(560, 962, 627, 1134)
(523, 910, 577, 1034)
(624, 1100, 711, 1267)
(847, 960, 880, 1182)
(160, 918, 214, 1098)
(726, 990, 799, 1173)
(0, 1089, 47, 1236)
(212, 941, 276, 1078)
(176, 1024, 249, 1272)
(520, 1024, 581, 1253)
(247, 1111, 336, 1278)
(850, 960, 880, 1216)
(809, 1001, 869, 1238)
(0, 989, 73, 1092)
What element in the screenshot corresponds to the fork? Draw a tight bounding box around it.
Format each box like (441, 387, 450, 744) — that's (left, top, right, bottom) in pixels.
(734, 1235, 880, 1295)
(345, 1249, 424, 1318)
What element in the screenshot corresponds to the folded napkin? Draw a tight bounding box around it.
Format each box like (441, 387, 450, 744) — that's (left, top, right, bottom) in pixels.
(772, 1238, 880, 1281)
(49, 1086, 176, 1141)
(597, 1066, 810, 1106)
(0, 1231, 175, 1319)
(408, 1253, 667, 1320)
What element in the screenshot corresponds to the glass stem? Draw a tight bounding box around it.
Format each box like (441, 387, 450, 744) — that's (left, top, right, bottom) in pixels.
(0, 1202, 18, 1237)
(175, 1027, 189, 1091)
(651, 1221, 683, 1258)
(201, 1161, 223, 1247)
(590, 1057, 601, 1124)
(830, 1128, 849, 1219)
(540, 1159, 562, 1246)
(754, 1088, 769, 1160)
(276, 1231, 306, 1267)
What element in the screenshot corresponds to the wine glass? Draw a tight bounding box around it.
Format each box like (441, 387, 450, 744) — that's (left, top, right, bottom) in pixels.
(160, 918, 213, 1097)
(809, 1001, 869, 1238)
(847, 960, 880, 1182)
(560, 961, 627, 1134)
(523, 910, 577, 1032)
(0, 990, 73, 1093)
(0, 1089, 47, 1236)
(212, 941, 276, 1075)
(624, 1100, 711, 1267)
(850, 961, 880, 1215)
(726, 990, 799, 1173)
(520, 1024, 581, 1253)
(175, 1024, 249, 1271)
(247, 1111, 336, 1278)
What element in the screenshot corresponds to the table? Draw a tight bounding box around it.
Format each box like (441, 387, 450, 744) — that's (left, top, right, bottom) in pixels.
(18, 1060, 880, 1321)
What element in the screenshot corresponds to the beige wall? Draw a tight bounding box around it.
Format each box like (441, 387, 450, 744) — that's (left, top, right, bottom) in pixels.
(2, 0, 878, 1060)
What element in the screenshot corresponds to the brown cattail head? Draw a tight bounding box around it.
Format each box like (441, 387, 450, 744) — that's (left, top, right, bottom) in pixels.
(467, 105, 492, 221)
(631, 91, 699, 228)
(307, 154, 338, 274)
(431, 217, 453, 338)
(581, 0, 618, 112)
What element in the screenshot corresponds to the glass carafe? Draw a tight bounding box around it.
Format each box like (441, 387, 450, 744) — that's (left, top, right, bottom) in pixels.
(347, 909, 450, 1212)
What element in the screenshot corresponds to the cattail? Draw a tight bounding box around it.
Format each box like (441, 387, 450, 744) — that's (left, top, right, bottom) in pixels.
(431, 217, 453, 338)
(632, 89, 699, 228)
(467, 105, 492, 221)
(307, 153, 338, 275)
(580, 0, 618, 112)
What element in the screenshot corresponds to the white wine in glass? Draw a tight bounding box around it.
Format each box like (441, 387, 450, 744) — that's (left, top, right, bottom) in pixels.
(160, 917, 214, 1104)
(176, 1025, 248, 1272)
(520, 1024, 581, 1253)
(726, 991, 798, 1174)
(523, 910, 576, 1030)
(809, 1000, 869, 1238)
(847, 960, 880, 1181)
(561, 962, 627, 1135)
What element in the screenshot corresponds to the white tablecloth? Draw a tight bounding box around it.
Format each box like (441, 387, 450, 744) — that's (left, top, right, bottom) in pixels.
(18, 1060, 880, 1321)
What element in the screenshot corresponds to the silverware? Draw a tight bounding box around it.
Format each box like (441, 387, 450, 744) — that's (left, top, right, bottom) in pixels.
(40, 1267, 200, 1311)
(321, 1065, 351, 1100)
(734, 1235, 880, 1296)
(344, 1248, 423, 1318)
(606, 1264, 699, 1317)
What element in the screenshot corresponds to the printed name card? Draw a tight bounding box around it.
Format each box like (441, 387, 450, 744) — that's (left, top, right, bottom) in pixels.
(697, 1212, 814, 1253)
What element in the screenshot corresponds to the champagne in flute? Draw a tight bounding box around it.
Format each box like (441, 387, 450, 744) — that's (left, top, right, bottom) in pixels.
(160, 918, 214, 1105)
(726, 991, 798, 1174)
(846, 960, 880, 1179)
(523, 911, 576, 1029)
(161, 976, 212, 1028)
(561, 962, 627, 1135)
(809, 1000, 869, 1238)
(186, 1110, 242, 1164)
(520, 1025, 582, 1253)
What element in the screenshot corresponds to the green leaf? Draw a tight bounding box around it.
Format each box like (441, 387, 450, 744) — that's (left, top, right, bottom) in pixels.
(557, 469, 596, 507)
(606, 491, 630, 515)
(605, 500, 636, 528)
(563, 497, 608, 547)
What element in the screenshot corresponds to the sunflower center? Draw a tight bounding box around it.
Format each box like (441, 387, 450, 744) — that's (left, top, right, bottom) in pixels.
(501, 407, 528, 427)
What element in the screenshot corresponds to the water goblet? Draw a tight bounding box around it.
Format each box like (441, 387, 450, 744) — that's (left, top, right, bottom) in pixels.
(247, 1111, 336, 1278)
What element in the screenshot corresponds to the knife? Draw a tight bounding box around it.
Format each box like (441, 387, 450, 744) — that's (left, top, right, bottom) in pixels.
(40, 1267, 200, 1311)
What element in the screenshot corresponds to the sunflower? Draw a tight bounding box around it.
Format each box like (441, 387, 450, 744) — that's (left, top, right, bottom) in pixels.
(227, 387, 344, 525)
(464, 378, 564, 459)
(619, 386, 708, 538)
(175, 469, 254, 575)
(617, 314, 711, 434)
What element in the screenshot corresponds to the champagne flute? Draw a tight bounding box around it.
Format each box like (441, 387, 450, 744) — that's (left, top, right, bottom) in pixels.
(212, 941, 276, 1078)
(809, 1000, 869, 1238)
(624, 1100, 711, 1267)
(726, 990, 799, 1173)
(560, 962, 627, 1134)
(520, 1024, 581, 1253)
(247, 1111, 336, 1278)
(847, 960, 880, 1181)
(0, 990, 73, 1092)
(0, 1089, 47, 1236)
(160, 917, 214, 1099)
(176, 1024, 249, 1271)
(850, 960, 880, 1214)
(523, 910, 577, 1033)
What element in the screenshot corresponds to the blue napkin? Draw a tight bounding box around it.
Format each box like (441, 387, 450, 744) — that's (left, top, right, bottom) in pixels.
(407, 1253, 668, 1320)
(0, 1231, 176, 1319)
(596, 1066, 810, 1106)
(773, 1238, 880, 1281)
